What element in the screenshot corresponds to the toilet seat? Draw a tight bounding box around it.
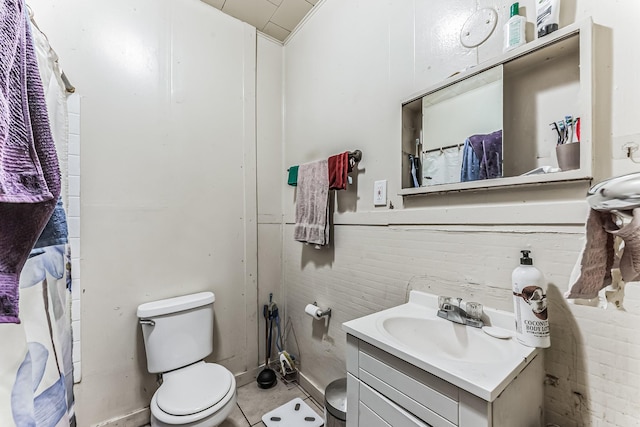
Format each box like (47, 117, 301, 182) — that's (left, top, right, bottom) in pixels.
(151, 362, 236, 425)
(158, 362, 233, 415)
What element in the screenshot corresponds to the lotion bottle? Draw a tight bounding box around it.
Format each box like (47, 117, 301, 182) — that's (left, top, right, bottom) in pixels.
(503, 2, 526, 52)
(512, 250, 550, 348)
(536, 0, 560, 38)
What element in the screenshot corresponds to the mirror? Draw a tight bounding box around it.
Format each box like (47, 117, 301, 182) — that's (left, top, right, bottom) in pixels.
(402, 66, 503, 188)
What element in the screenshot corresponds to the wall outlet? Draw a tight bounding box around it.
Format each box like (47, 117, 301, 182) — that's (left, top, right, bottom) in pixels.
(374, 180, 387, 206)
(612, 133, 640, 159)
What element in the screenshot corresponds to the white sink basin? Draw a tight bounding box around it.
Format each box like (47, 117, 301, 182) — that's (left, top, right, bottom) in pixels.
(378, 316, 513, 364)
(343, 290, 539, 401)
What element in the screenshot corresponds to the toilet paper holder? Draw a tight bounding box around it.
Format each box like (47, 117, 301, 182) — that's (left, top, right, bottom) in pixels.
(311, 302, 332, 318)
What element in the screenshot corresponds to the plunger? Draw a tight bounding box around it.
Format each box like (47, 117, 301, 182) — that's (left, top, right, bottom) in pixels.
(257, 304, 276, 388)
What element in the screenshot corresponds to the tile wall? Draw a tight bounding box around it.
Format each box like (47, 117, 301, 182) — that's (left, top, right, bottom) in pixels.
(67, 93, 82, 383)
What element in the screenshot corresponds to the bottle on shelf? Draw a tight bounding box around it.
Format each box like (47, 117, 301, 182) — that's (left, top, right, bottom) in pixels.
(503, 2, 526, 52)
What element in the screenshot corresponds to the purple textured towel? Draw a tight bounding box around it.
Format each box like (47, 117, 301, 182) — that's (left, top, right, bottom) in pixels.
(468, 130, 503, 180)
(0, 1, 60, 323)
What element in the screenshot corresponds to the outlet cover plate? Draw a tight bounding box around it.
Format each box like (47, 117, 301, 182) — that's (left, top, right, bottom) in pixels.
(374, 180, 387, 206)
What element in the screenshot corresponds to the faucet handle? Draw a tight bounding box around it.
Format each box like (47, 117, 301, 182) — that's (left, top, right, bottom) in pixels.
(438, 296, 453, 310)
(465, 301, 483, 320)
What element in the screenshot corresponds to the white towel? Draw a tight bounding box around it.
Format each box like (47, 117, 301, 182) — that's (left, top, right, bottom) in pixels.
(423, 147, 464, 186)
(294, 160, 329, 247)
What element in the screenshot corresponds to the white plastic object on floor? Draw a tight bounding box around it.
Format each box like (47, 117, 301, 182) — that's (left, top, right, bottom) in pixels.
(262, 397, 323, 427)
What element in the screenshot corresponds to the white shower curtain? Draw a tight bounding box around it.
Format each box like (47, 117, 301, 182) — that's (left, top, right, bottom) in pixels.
(422, 146, 464, 186)
(0, 6, 75, 426)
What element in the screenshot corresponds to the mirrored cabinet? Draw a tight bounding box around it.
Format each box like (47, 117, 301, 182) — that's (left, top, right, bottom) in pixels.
(401, 18, 593, 195)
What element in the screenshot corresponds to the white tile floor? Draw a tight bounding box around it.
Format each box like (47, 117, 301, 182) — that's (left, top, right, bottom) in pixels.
(228, 379, 324, 427)
(144, 379, 324, 427)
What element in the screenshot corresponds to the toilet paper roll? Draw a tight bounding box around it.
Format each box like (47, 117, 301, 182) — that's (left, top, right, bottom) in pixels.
(305, 304, 322, 320)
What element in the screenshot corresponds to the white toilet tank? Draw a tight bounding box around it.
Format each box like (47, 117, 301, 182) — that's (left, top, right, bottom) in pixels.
(137, 292, 215, 374)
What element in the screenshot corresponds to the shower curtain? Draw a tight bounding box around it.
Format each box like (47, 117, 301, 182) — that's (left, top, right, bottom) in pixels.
(422, 146, 464, 186)
(0, 3, 76, 426)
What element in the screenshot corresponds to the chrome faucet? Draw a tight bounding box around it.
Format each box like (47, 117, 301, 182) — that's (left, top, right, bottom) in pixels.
(437, 297, 483, 328)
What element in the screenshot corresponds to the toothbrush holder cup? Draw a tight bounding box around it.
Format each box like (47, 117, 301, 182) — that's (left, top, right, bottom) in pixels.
(556, 142, 580, 171)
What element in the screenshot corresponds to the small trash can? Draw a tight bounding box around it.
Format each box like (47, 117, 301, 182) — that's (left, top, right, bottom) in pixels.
(324, 378, 347, 427)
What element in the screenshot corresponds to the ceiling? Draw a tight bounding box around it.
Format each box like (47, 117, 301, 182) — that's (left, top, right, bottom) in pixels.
(200, 0, 319, 42)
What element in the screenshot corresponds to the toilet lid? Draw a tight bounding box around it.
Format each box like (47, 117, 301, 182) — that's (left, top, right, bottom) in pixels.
(156, 363, 233, 416)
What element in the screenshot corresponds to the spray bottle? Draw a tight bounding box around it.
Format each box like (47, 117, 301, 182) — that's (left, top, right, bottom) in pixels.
(512, 250, 550, 348)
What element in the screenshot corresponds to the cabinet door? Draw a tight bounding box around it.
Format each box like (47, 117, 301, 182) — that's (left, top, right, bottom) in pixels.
(359, 402, 392, 427)
(360, 382, 433, 427)
(359, 342, 458, 426)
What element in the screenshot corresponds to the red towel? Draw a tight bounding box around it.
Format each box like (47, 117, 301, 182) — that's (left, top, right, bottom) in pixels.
(328, 151, 349, 190)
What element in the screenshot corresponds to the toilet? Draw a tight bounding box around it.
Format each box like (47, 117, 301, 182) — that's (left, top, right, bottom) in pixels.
(137, 292, 237, 427)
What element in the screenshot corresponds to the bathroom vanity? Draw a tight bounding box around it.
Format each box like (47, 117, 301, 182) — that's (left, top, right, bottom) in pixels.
(342, 291, 544, 427)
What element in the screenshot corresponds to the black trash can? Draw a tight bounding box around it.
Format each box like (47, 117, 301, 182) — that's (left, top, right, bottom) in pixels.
(324, 378, 347, 427)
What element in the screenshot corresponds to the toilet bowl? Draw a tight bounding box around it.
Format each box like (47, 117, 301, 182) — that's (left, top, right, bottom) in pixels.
(137, 292, 236, 427)
(149, 362, 237, 427)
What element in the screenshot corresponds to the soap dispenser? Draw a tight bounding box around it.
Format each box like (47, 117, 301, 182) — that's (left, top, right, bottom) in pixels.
(503, 2, 526, 52)
(512, 250, 550, 348)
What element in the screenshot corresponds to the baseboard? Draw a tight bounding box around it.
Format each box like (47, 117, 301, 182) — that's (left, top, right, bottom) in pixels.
(235, 365, 262, 388)
(93, 407, 150, 427)
(298, 371, 325, 407)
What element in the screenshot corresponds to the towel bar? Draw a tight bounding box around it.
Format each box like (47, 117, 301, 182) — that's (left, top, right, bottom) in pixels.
(348, 150, 362, 163)
(286, 150, 362, 173)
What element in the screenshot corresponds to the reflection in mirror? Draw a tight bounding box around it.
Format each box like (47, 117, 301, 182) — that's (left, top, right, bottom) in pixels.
(401, 97, 423, 189)
(401, 66, 504, 189)
(421, 66, 503, 187)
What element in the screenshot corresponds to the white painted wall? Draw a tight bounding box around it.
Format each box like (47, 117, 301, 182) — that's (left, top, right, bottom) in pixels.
(283, 0, 640, 425)
(27, 0, 262, 425)
(256, 33, 285, 364)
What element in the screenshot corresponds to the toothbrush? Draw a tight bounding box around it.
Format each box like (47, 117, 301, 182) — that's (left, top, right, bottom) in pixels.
(557, 121, 566, 144)
(565, 115, 573, 144)
(550, 122, 562, 145)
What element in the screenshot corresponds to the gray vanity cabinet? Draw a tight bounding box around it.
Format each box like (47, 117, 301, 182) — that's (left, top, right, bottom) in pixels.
(346, 335, 544, 427)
